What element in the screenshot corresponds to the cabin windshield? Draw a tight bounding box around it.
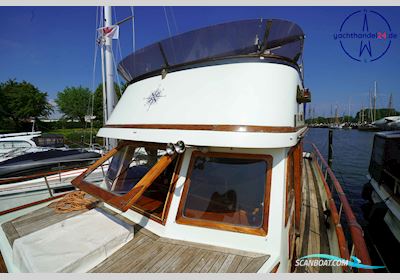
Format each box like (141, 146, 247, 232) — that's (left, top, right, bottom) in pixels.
(74, 141, 179, 220)
(118, 19, 304, 82)
(93, 145, 168, 196)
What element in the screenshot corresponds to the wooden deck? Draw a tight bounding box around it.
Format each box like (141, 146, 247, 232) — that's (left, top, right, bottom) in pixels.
(2, 203, 269, 273)
(295, 157, 332, 273)
(90, 228, 269, 273)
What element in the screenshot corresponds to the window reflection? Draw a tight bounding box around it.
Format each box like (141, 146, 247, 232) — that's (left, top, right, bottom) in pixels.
(183, 155, 268, 228)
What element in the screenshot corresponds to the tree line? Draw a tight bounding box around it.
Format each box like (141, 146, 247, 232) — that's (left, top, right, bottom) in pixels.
(0, 79, 125, 131)
(306, 108, 400, 124)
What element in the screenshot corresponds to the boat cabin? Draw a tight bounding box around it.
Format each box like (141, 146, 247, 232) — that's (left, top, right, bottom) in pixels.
(71, 18, 308, 272)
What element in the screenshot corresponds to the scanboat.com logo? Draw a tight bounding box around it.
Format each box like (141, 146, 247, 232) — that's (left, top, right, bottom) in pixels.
(333, 9, 397, 62)
(296, 254, 385, 270)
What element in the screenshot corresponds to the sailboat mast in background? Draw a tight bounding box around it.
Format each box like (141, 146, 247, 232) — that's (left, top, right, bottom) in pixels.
(100, 6, 117, 150)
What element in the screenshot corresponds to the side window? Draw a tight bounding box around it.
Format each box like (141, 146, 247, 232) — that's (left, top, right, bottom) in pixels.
(0, 141, 32, 149)
(177, 152, 272, 236)
(285, 148, 295, 225)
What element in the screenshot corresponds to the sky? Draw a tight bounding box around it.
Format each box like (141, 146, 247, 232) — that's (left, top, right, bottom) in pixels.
(0, 6, 399, 118)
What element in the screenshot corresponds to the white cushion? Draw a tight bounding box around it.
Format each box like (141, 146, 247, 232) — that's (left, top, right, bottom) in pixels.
(13, 208, 133, 272)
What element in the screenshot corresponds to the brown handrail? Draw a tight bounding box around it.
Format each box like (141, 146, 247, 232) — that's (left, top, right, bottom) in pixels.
(311, 143, 372, 273)
(0, 167, 85, 185)
(0, 193, 67, 216)
(312, 154, 350, 271)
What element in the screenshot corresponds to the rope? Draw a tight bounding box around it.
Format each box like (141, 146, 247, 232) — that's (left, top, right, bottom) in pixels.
(48, 191, 98, 213)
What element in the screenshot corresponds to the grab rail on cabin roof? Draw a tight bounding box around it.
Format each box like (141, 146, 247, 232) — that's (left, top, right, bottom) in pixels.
(310, 143, 372, 273)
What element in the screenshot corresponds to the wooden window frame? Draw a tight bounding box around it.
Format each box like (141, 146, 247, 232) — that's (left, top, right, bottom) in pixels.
(71, 140, 177, 213)
(176, 151, 273, 236)
(129, 154, 184, 224)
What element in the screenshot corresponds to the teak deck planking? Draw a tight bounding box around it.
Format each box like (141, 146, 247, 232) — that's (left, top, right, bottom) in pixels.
(295, 158, 332, 273)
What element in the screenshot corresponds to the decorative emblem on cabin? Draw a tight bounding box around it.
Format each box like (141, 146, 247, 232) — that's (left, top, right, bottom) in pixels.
(144, 86, 165, 111)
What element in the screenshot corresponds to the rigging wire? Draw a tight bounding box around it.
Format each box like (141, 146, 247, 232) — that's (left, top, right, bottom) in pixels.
(169, 7, 179, 35)
(110, 46, 123, 96)
(163, 6, 177, 63)
(111, 7, 127, 97)
(130, 6, 136, 53)
(112, 7, 124, 63)
(87, 6, 101, 147)
(163, 6, 173, 38)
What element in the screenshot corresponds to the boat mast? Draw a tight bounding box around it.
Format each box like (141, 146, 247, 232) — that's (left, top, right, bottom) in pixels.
(102, 6, 117, 150)
(373, 81, 377, 122)
(388, 93, 393, 116)
(335, 105, 339, 125)
(369, 89, 372, 123)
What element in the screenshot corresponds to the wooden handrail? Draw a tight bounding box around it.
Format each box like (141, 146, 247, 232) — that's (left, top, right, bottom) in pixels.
(0, 167, 84, 185)
(0, 193, 67, 216)
(312, 152, 350, 272)
(311, 143, 372, 273)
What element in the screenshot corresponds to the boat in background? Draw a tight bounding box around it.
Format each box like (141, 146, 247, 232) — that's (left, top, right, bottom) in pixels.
(0, 148, 103, 213)
(373, 116, 400, 130)
(0, 131, 66, 162)
(364, 131, 400, 242)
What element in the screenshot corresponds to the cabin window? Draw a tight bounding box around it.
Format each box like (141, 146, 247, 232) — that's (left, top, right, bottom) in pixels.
(0, 141, 32, 149)
(72, 141, 179, 220)
(285, 148, 295, 225)
(176, 151, 272, 236)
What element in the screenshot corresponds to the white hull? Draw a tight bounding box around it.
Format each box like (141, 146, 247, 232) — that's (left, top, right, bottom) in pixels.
(369, 176, 400, 242)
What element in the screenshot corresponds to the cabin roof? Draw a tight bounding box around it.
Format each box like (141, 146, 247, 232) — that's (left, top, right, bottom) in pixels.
(118, 19, 305, 83)
(376, 131, 400, 139)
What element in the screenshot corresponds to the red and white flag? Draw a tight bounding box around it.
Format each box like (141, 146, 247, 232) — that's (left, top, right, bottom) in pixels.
(97, 25, 119, 39)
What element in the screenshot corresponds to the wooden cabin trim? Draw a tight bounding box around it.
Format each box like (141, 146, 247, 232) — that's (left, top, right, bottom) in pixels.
(161, 154, 184, 224)
(128, 154, 185, 225)
(285, 147, 295, 226)
(270, 262, 280, 273)
(294, 141, 303, 232)
(0, 253, 7, 273)
(285, 142, 302, 228)
(288, 214, 297, 272)
(176, 151, 273, 236)
(104, 124, 305, 133)
(72, 141, 177, 214)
